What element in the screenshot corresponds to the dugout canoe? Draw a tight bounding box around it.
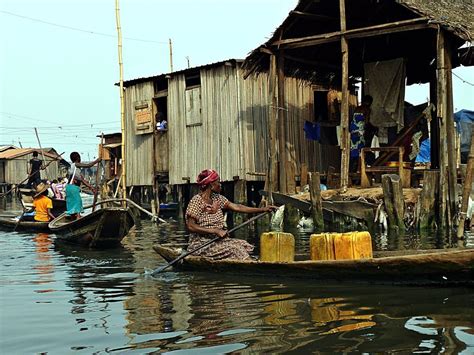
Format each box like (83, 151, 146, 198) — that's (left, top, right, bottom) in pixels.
(153, 245, 474, 286)
(0, 214, 50, 232)
(49, 206, 135, 248)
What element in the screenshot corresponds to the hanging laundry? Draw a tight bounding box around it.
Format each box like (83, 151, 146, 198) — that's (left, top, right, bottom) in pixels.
(303, 121, 320, 141)
(364, 58, 406, 132)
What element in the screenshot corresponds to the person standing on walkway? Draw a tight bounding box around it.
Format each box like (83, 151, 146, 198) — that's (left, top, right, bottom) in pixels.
(27, 151, 43, 188)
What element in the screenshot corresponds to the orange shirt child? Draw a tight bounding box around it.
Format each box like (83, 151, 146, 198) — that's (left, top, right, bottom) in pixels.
(33, 195, 53, 222)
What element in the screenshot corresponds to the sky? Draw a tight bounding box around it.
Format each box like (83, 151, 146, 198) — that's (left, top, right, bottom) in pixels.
(0, 0, 473, 161)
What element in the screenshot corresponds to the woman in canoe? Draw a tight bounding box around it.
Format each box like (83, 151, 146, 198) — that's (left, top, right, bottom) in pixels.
(65, 152, 101, 220)
(186, 169, 276, 260)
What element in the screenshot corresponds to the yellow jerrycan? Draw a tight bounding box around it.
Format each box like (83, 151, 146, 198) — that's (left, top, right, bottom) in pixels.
(310, 232, 373, 261)
(260, 232, 295, 262)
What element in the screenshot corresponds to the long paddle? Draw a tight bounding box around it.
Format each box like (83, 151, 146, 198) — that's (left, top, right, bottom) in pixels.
(151, 210, 271, 276)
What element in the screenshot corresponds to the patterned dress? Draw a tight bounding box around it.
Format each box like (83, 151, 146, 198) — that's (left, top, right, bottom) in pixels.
(186, 193, 254, 260)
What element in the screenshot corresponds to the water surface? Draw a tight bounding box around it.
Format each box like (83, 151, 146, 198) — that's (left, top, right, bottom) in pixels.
(1, 204, 473, 354)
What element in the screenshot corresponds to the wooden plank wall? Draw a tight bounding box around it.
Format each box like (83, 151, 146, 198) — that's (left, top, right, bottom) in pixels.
(124, 82, 155, 186)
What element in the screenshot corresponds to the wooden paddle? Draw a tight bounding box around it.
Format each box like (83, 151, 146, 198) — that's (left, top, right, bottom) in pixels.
(151, 210, 271, 276)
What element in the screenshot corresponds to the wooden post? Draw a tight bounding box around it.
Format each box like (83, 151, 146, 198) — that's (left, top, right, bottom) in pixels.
(169, 38, 174, 72)
(436, 27, 457, 230)
(34, 128, 48, 180)
(309, 172, 324, 231)
(277, 51, 287, 193)
(268, 54, 279, 193)
(115, 0, 126, 200)
(339, 0, 350, 190)
(233, 179, 247, 225)
(286, 161, 296, 194)
(300, 163, 308, 188)
(283, 204, 300, 230)
(382, 174, 405, 232)
(418, 170, 440, 230)
(457, 131, 474, 238)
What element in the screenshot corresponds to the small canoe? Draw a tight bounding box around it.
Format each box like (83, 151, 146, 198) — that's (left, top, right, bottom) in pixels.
(0, 214, 50, 232)
(153, 245, 474, 286)
(49, 207, 135, 248)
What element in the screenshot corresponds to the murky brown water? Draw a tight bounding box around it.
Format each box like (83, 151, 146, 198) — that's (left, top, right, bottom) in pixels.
(1, 200, 473, 353)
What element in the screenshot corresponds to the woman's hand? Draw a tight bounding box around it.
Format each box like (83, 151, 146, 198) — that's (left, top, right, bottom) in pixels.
(213, 229, 229, 238)
(261, 205, 278, 213)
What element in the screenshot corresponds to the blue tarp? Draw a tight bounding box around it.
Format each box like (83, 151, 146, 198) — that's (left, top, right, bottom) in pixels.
(415, 139, 431, 163)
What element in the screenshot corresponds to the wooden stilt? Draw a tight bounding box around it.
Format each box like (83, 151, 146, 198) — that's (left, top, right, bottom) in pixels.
(437, 27, 456, 230)
(283, 204, 300, 230)
(233, 179, 247, 225)
(457, 131, 474, 238)
(339, 0, 350, 190)
(309, 172, 324, 232)
(382, 174, 405, 232)
(286, 161, 296, 194)
(418, 170, 440, 230)
(300, 163, 308, 188)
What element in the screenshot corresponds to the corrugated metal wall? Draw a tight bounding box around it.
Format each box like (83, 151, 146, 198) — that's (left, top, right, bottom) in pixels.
(4, 154, 59, 184)
(168, 65, 243, 185)
(124, 82, 155, 186)
(127, 64, 325, 187)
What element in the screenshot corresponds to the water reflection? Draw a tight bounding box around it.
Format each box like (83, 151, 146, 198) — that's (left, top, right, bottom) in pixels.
(0, 206, 473, 353)
(32, 233, 54, 289)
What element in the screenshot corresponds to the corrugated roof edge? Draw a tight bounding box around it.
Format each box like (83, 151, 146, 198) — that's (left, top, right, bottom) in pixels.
(116, 59, 244, 87)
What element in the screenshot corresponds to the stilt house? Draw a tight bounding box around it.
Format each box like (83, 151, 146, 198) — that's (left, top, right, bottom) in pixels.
(243, 0, 473, 228)
(121, 59, 354, 207)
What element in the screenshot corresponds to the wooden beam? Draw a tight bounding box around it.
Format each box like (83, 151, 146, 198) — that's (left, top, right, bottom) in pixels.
(290, 10, 336, 21)
(273, 17, 431, 49)
(283, 54, 339, 70)
(339, 0, 350, 190)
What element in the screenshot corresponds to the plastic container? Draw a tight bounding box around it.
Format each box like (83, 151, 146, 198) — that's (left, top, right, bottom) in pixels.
(309, 233, 339, 261)
(310, 232, 373, 261)
(260, 232, 295, 262)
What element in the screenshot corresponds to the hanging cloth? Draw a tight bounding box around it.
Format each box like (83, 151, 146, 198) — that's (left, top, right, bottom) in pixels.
(364, 58, 406, 131)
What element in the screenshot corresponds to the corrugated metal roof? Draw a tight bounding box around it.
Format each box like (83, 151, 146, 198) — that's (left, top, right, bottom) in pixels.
(119, 59, 244, 87)
(0, 145, 17, 152)
(0, 148, 60, 160)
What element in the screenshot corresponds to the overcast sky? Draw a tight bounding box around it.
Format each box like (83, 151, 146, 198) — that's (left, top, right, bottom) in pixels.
(0, 0, 472, 160)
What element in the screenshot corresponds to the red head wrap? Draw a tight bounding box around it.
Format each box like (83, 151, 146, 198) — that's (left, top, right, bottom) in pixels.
(197, 169, 219, 186)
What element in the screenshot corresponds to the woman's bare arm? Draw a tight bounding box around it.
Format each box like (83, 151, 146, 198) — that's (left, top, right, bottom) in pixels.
(225, 201, 276, 214)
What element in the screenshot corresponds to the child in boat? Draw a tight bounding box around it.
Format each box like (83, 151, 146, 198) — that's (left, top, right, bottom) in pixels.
(65, 152, 101, 220)
(33, 182, 55, 222)
(185, 169, 276, 260)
